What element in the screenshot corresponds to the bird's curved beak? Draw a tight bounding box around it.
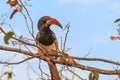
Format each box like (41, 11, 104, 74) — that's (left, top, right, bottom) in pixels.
(46, 18, 63, 29)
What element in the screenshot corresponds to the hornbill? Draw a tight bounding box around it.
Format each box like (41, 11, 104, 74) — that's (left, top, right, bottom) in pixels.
(36, 16, 62, 80)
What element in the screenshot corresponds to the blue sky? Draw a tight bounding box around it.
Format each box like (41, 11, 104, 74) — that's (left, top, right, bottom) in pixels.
(1, 0, 120, 80)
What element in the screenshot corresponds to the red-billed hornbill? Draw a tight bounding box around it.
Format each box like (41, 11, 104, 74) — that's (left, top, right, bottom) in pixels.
(36, 16, 62, 80)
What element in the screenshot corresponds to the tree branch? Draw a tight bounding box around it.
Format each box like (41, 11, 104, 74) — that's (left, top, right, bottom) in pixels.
(67, 67, 85, 80)
(62, 23, 70, 51)
(72, 56, 120, 66)
(0, 57, 34, 65)
(0, 45, 35, 56)
(52, 59, 120, 75)
(0, 27, 35, 46)
(1, 45, 120, 75)
(19, 0, 35, 40)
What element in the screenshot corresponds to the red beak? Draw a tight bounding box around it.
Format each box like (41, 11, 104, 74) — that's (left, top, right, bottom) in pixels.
(46, 18, 63, 28)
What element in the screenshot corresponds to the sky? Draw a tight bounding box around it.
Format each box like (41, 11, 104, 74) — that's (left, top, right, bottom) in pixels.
(1, 0, 120, 80)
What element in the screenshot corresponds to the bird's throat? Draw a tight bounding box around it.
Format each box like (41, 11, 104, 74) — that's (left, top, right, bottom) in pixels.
(39, 29, 54, 46)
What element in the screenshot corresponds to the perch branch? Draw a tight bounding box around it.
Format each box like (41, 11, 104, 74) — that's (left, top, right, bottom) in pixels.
(1, 45, 120, 75)
(52, 59, 120, 75)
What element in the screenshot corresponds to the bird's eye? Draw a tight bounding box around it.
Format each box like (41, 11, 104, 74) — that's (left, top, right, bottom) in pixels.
(43, 20, 46, 24)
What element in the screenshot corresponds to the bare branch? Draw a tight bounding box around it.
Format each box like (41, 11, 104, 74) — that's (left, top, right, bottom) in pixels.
(60, 36, 63, 51)
(63, 23, 70, 51)
(0, 45, 35, 56)
(19, 0, 35, 39)
(1, 45, 120, 75)
(0, 45, 55, 66)
(27, 62, 41, 76)
(83, 47, 93, 57)
(2, 44, 119, 70)
(0, 27, 35, 46)
(72, 56, 120, 66)
(21, 12, 32, 36)
(38, 60, 51, 78)
(67, 67, 85, 80)
(1, 1, 120, 79)
(52, 59, 120, 75)
(0, 57, 33, 65)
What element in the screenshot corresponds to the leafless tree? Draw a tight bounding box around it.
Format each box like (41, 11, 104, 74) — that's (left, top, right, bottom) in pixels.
(0, 0, 120, 80)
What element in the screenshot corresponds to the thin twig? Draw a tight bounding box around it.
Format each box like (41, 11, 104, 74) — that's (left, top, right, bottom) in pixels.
(59, 65, 68, 79)
(27, 62, 41, 76)
(63, 23, 70, 51)
(26, 65, 32, 80)
(60, 36, 63, 51)
(38, 60, 51, 78)
(0, 27, 35, 46)
(9, 24, 16, 36)
(67, 67, 85, 80)
(38, 60, 44, 79)
(0, 13, 9, 26)
(21, 12, 32, 36)
(0, 65, 6, 80)
(83, 47, 93, 57)
(19, 0, 35, 39)
(24, 45, 33, 54)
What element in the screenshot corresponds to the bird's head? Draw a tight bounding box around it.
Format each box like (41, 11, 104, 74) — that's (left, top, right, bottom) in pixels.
(38, 16, 62, 31)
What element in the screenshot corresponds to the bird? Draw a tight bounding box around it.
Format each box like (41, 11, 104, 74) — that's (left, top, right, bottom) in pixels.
(36, 16, 62, 80)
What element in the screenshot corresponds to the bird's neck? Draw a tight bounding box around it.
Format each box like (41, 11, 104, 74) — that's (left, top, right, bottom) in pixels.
(39, 28, 54, 46)
(39, 27, 50, 33)
(43, 27, 51, 33)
